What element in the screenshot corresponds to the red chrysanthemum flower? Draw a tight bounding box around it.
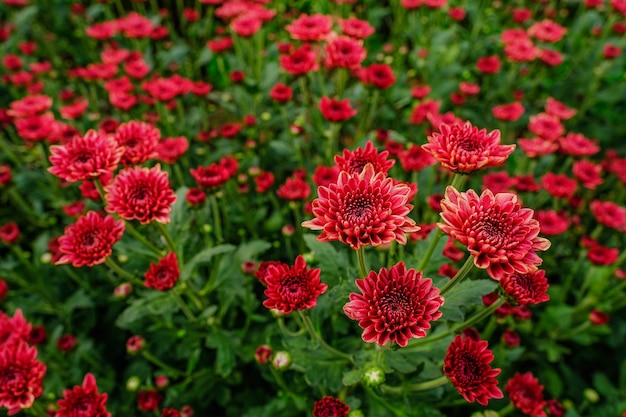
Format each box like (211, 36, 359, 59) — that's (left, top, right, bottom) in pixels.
(161, 408, 180, 417)
(276, 176, 310, 200)
(438, 187, 551, 281)
(528, 20, 567, 43)
(285, 14, 332, 42)
(443, 335, 503, 406)
(312, 165, 340, 188)
(476, 55, 501, 74)
(363, 63, 396, 89)
(319, 96, 357, 122)
(302, 164, 419, 250)
(588, 244, 619, 266)
(56, 211, 125, 267)
(492, 102, 525, 122)
(528, 113, 564, 141)
(324, 35, 366, 70)
(340, 17, 375, 39)
(262, 255, 327, 314)
(0, 222, 20, 245)
(422, 121, 515, 174)
(155, 136, 189, 164)
(0, 340, 46, 416)
(343, 262, 444, 347)
(0, 310, 31, 350)
(48, 130, 122, 182)
(144, 252, 180, 291)
(334, 141, 395, 176)
(517, 137, 559, 158)
(105, 165, 177, 224)
(505, 372, 547, 417)
(56, 373, 110, 417)
(136, 389, 162, 412)
(535, 210, 569, 235)
(572, 160, 603, 189)
(558, 133, 599, 157)
(590, 200, 626, 230)
(545, 97, 577, 120)
(541, 173, 577, 199)
(279, 44, 318, 75)
(500, 270, 550, 305)
(190, 163, 231, 189)
(114, 121, 160, 166)
(398, 144, 437, 172)
(312, 396, 350, 417)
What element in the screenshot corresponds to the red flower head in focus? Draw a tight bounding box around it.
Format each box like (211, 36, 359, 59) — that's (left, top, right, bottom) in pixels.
(343, 262, 444, 347)
(422, 121, 515, 174)
(443, 335, 503, 406)
(438, 187, 550, 281)
(262, 255, 327, 314)
(312, 396, 350, 417)
(56, 373, 110, 417)
(114, 121, 160, 166)
(302, 164, 420, 250)
(0, 340, 46, 415)
(144, 252, 180, 291)
(319, 97, 357, 122)
(105, 165, 177, 224)
(56, 211, 125, 267)
(500, 270, 550, 305)
(335, 141, 395, 176)
(505, 372, 546, 417)
(48, 130, 122, 183)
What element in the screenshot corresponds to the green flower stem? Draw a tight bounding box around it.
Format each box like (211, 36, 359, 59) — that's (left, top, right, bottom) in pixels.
(142, 350, 186, 377)
(336, 67, 349, 98)
(94, 179, 107, 201)
(208, 194, 224, 243)
(416, 229, 443, 271)
(29, 402, 50, 417)
(124, 222, 164, 257)
(153, 221, 177, 254)
(356, 247, 368, 277)
(104, 258, 143, 286)
(404, 298, 505, 351)
(277, 316, 304, 337)
(449, 173, 468, 191)
(171, 290, 197, 323)
(298, 76, 311, 108)
(181, 282, 204, 311)
(357, 88, 380, 138)
(365, 386, 409, 417)
(297, 311, 353, 362)
(440, 255, 475, 295)
(326, 122, 341, 162)
(314, 70, 328, 98)
(381, 375, 449, 394)
(499, 403, 516, 417)
(7, 188, 48, 227)
(557, 320, 592, 341)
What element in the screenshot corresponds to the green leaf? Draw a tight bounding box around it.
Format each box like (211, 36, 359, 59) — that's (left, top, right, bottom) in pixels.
(234, 240, 272, 263)
(61, 289, 94, 316)
(12, 6, 38, 34)
(342, 369, 363, 386)
(181, 244, 235, 281)
(115, 293, 178, 329)
(303, 234, 349, 284)
(383, 350, 422, 373)
(439, 279, 497, 322)
(206, 329, 238, 377)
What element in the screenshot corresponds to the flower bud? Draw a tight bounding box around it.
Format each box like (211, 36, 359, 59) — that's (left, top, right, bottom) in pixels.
(114, 282, 132, 298)
(254, 345, 272, 365)
(348, 411, 364, 417)
(241, 260, 257, 274)
(126, 335, 145, 354)
(362, 366, 385, 387)
(281, 224, 295, 237)
(583, 388, 599, 403)
(272, 351, 291, 370)
(154, 374, 169, 389)
(126, 376, 141, 391)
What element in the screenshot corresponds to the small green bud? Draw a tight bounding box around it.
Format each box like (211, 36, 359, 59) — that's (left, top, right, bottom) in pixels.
(118, 254, 128, 263)
(126, 376, 141, 391)
(301, 252, 315, 263)
(40, 253, 52, 264)
(261, 112, 272, 121)
(363, 366, 385, 387)
(583, 388, 599, 403)
(348, 411, 364, 417)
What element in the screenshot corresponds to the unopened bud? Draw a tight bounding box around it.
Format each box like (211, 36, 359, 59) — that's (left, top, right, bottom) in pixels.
(272, 351, 291, 370)
(363, 366, 385, 387)
(126, 376, 141, 391)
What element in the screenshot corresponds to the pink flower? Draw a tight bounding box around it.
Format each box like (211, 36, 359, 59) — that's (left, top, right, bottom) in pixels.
(528, 20, 567, 43)
(324, 36, 366, 70)
(302, 164, 419, 250)
(422, 121, 515, 174)
(590, 200, 626, 230)
(276, 176, 310, 200)
(528, 113, 564, 141)
(343, 262, 443, 347)
(56, 373, 110, 417)
(545, 97, 577, 120)
(518, 137, 559, 158)
(541, 173, 577, 199)
(114, 121, 160, 166)
(319, 97, 357, 122)
(500, 270, 550, 305)
(57, 211, 125, 267)
(443, 335, 503, 406)
(559, 133, 599, 156)
(144, 252, 180, 291)
(262, 255, 327, 314)
(334, 141, 395, 175)
(48, 130, 122, 182)
(285, 14, 332, 41)
(105, 165, 177, 224)
(0, 341, 46, 415)
(438, 187, 550, 281)
(505, 372, 547, 417)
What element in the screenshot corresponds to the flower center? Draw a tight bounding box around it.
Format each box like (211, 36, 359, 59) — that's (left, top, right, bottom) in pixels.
(456, 353, 480, 385)
(345, 196, 373, 223)
(380, 290, 411, 323)
(457, 138, 481, 152)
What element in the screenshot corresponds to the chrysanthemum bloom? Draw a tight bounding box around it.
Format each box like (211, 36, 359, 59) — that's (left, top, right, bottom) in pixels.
(255, 261, 287, 286)
(0, 340, 46, 415)
(190, 163, 231, 189)
(155, 137, 189, 164)
(302, 164, 419, 250)
(340, 17, 374, 39)
(541, 173, 577, 199)
(312, 396, 350, 417)
(0, 222, 19, 245)
(443, 335, 503, 406)
(517, 138, 559, 158)
(114, 121, 160, 166)
(476, 55, 501, 74)
(398, 144, 437, 172)
(56, 211, 125, 267)
(137, 389, 162, 412)
(558, 133, 600, 157)
(279, 44, 318, 75)
(505, 372, 546, 417)
(324, 36, 366, 70)
(528, 20, 567, 43)
(144, 252, 180, 291)
(262, 255, 327, 314)
(409, 99, 441, 124)
(319, 97, 357, 122)
(438, 187, 550, 281)
(48, 130, 122, 182)
(343, 262, 444, 347)
(276, 176, 310, 200)
(587, 245, 619, 266)
(535, 210, 569, 235)
(363, 63, 396, 89)
(56, 373, 110, 417)
(8, 94, 53, 118)
(335, 141, 395, 176)
(422, 121, 515, 174)
(528, 113, 564, 141)
(590, 200, 626, 230)
(571, 160, 601, 190)
(312, 165, 340, 188)
(492, 102, 525, 122)
(270, 83, 293, 103)
(545, 97, 577, 120)
(105, 165, 177, 224)
(285, 14, 332, 41)
(500, 270, 550, 305)
(0, 310, 31, 350)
